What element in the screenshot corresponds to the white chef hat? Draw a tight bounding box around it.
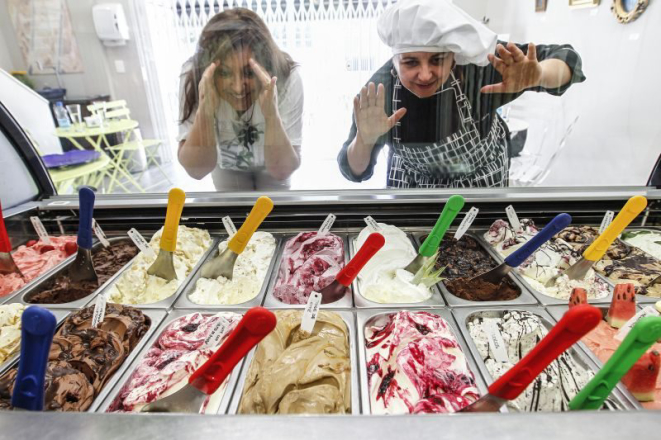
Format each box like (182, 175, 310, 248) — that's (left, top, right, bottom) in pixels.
(377, 0, 497, 66)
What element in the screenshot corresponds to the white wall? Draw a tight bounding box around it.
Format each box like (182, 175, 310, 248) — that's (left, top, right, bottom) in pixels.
(0, 0, 156, 140)
(482, 0, 660, 186)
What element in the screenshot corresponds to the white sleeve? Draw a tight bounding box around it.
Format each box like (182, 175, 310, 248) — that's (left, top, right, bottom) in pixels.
(277, 66, 304, 146)
(177, 61, 194, 143)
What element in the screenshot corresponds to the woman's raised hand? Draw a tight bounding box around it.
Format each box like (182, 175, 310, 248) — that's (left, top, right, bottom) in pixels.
(481, 43, 543, 94)
(199, 61, 220, 117)
(354, 82, 407, 146)
(249, 58, 279, 121)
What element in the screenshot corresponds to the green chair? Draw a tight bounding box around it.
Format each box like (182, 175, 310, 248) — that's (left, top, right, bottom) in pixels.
(88, 100, 172, 190)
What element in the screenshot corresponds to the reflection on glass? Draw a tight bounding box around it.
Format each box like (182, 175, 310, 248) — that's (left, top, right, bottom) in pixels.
(1, 0, 660, 195)
(177, 8, 303, 191)
(338, 0, 586, 189)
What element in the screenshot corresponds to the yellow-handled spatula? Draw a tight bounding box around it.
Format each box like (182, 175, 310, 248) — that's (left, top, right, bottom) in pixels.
(545, 196, 647, 287)
(147, 188, 186, 281)
(200, 196, 274, 280)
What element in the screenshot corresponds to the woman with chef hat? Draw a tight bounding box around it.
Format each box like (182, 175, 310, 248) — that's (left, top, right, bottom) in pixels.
(338, 0, 586, 188)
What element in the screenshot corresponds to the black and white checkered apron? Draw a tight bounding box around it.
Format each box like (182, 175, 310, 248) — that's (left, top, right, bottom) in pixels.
(388, 72, 509, 189)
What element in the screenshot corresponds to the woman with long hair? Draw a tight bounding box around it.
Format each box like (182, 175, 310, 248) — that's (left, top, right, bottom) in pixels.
(178, 8, 303, 190)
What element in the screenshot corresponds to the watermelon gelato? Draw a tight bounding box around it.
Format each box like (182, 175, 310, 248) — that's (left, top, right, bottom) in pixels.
(483, 220, 609, 300)
(0, 236, 77, 297)
(580, 287, 661, 409)
(468, 310, 620, 412)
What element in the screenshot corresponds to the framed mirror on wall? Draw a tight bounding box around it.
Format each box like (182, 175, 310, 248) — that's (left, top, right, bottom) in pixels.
(611, 0, 651, 23)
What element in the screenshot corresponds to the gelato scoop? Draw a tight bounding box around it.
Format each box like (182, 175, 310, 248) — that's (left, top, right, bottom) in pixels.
(106, 226, 212, 305)
(109, 311, 242, 413)
(484, 220, 610, 300)
(0, 304, 151, 411)
(468, 310, 619, 411)
(190, 231, 276, 305)
(26, 240, 138, 304)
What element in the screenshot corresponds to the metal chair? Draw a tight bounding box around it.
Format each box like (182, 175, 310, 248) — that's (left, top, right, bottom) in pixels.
(88, 100, 172, 190)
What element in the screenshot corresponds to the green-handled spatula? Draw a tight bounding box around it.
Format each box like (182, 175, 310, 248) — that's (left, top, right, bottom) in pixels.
(569, 316, 661, 410)
(403, 195, 465, 275)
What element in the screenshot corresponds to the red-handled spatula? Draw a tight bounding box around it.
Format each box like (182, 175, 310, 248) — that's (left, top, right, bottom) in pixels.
(141, 307, 276, 413)
(318, 232, 385, 304)
(460, 304, 602, 412)
(0, 200, 25, 278)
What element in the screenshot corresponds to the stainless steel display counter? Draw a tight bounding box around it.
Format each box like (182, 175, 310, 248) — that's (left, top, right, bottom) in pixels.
(1, 187, 660, 440)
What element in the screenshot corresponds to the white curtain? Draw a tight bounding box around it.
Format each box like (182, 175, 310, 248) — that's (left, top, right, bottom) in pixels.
(141, 0, 397, 167)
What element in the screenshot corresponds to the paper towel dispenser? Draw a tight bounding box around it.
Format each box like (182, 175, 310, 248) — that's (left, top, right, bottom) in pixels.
(92, 4, 130, 46)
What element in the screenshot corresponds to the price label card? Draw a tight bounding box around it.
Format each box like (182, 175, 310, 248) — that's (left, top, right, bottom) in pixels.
(222, 216, 237, 238)
(203, 313, 232, 349)
(599, 211, 615, 234)
(615, 306, 661, 341)
(483, 319, 510, 363)
(30, 216, 51, 245)
(92, 219, 110, 247)
(505, 205, 521, 231)
(318, 214, 336, 236)
(127, 228, 156, 258)
(300, 291, 322, 335)
(91, 293, 107, 328)
(454, 207, 479, 240)
(364, 216, 382, 232)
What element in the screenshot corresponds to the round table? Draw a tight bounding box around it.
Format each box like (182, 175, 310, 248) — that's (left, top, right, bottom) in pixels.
(54, 119, 143, 192)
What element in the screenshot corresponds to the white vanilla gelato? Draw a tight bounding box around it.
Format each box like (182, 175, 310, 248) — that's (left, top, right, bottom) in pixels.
(355, 224, 432, 304)
(107, 226, 212, 305)
(189, 231, 276, 305)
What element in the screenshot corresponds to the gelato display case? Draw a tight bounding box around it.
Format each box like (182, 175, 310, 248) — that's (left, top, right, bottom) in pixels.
(1, 186, 660, 439)
(2, 102, 661, 438)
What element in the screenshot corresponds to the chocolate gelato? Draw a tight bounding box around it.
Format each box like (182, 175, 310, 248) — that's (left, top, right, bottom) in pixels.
(0, 304, 150, 411)
(26, 241, 138, 304)
(430, 236, 521, 301)
(445, 277, 520, 301)
(558, 226, 661, 297)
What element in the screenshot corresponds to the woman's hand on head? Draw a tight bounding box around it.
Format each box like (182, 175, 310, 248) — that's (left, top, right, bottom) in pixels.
(481, 43, 542, 94)
(199, 61, 220, 117)
(249, 58, 279, 121)
(354, 82, 407, 146)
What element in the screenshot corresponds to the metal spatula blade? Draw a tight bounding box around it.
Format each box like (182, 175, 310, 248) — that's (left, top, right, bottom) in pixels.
(0, 253, 24, 277)
(545, 196, 648, 288)
(403, 195, 465, 274)
(200, 196, 273, 280)
(470, 213, 571, 287)
(147, 188, 186, 281)
(69, 187, 98, 284)
(318, 232, 385, 304)
(141, 307, 276, 414)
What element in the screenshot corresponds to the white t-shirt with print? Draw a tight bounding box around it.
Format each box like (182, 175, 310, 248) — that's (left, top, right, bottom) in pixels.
(178, 61, 304, 189)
